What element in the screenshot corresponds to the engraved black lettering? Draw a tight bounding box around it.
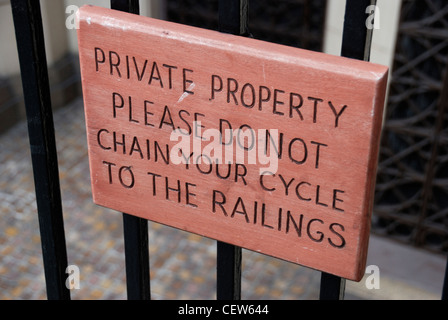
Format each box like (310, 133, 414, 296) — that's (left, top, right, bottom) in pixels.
(128, 96, 139, 123)
(231, 197, 250, 223)
(144, 100, 155, 127)
(154, 141, 169, 164)
(289, 92, 304, 120)
(236, 124, 255, 151)
(260, 203, 274, 229)
(194, 112, 205, 140)
(165, 176, 181, 202)
(227, 78, 239, 105)
(147, 171, 162, 196)
(315, 185, 328, 207)
(310, 141, 328, 169)
(130, 136, 143, 159)
(109, 51, 121, 77)
(163, 64, 178, 89)
(97, 129, 111, 150)
(295, 181, 311, 201)
(328, 101, 348, 128)
(112, 92, 124, 118)
(328, 223, 346, 248)
(145, 139, 151, 160)
(235, 163, 247, 185)
(94, 47, 105, 72)
(178, 109, 192, 135)
(258, 85, 271, 111)
(307, 219, 324, 242)
(253, 201, 258, 225)
(125, 55, 130, 79)
(259, 172, 275, 191)
(119, 166, 135, 189)
(133, 57, 148, 81)
(277, 208, 283, 232)
(273, 89, 285, 115)
(264, 129, 283, 159)
(278, 174, 295, 196)
(182, 68, 194, 94)
(210, 74, 223, 101)
(180, 150, 194, 170)
(241, 83, 255, 108)
(308, 97, 324, 124)
(148, 61, 163, 87)
(216, 163, 232, 180)
(195, 154, 213, 174)
(212, 189, 227, 216)
(185, 182, 198, 208)
(103, 161, 116, 184)
(286, 211, 303, 237)
(113, 132, 125, 154)
(159, 105, 175, 130)
(332, 189, 345, 212)
(219, 119, 232, 145)
(288, 137, 307, 165)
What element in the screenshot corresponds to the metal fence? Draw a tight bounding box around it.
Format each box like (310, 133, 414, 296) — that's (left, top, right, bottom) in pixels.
(9, 0, 448, 300)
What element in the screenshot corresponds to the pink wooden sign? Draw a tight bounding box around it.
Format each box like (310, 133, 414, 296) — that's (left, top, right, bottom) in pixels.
(77, 5, 388, 281)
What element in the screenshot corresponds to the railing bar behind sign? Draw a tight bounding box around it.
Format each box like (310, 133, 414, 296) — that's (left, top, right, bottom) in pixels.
(341, 0, 377, 61)
(122, 212, 151, 300)
(319, 272, 346, 300)
(319, 0, 377, 300)
(110, 0, 151, 301)
(217, 241, 242, 300)
(442, 257, 448, 300)
(214, 0, 250, 301)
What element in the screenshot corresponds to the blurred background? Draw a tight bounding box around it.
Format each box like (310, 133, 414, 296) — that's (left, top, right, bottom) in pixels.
(0, 0, 447, 299)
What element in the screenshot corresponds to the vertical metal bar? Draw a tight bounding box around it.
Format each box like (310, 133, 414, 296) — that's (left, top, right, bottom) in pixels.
(320, 273, 346, 300)
(439, 70, 448, 295)
(219, 0, 250, 36)
(217, 241, 242, 300)
(10, 0, 70, 300)
(122, 213, 150, 300)
(111, 0, 139, 14)
(110, 0, 150, 300)
(442, 256, 448, 300)
(319, 0, 376, 300)
(215, 0, 248, 300)
(341, 0, 377, 61)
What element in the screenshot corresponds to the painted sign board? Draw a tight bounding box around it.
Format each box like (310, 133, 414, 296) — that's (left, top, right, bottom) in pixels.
(77, 5, 388, 281)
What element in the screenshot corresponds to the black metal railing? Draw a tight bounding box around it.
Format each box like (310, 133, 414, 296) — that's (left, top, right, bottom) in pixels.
(11, 0, 70, 300)
(9, 0, 448, 301)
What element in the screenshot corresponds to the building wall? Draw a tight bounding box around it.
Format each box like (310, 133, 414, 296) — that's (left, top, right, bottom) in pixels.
(0, 1, 20, 77)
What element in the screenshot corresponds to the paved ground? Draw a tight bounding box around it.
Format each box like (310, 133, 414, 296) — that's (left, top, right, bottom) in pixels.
(0, 97, 446, 300)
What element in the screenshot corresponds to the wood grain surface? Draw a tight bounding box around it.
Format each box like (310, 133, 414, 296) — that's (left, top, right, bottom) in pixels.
(77, 5, 388, 281)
